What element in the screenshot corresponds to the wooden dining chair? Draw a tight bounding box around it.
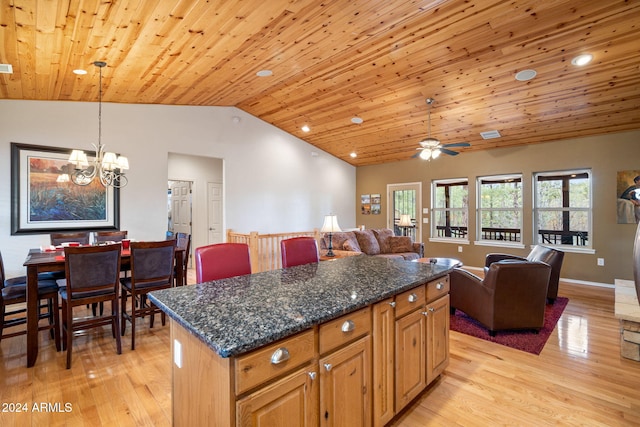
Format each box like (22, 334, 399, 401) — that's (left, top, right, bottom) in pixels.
(94, 230, 128, 243)
(121, 240, 176, 350)
(280, 237, 319, 268)
(174, 233, 191, 286)
(195, 243, 251, 283)
(60, 244, 122, 369)
(50, 231, 91, 246)
(0, 251, 61, 350)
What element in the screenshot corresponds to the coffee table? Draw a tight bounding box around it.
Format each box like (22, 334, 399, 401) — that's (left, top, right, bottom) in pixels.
(413, 257, 462, 269)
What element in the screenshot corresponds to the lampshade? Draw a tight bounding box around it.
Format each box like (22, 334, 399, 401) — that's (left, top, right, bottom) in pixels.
(321, 215, 342, 233)
(398, 214, 412, 227)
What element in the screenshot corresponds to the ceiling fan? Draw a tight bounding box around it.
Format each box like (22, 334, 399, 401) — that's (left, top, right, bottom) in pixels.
(412, 98, 470, 160)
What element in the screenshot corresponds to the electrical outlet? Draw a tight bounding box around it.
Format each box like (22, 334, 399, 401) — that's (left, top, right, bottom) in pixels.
(458, 246, 463, 253)
(422, 217, 428, 223)
(174, 339, 182, 368)
(597, 258, 604, 266)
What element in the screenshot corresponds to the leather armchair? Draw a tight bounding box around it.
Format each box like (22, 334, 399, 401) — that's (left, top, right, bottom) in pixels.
(450, 260, 552, 336)
(485, 245, 564, 303)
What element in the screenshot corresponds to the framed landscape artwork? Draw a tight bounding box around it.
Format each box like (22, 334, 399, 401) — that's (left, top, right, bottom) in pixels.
(10, 143, 120, 235)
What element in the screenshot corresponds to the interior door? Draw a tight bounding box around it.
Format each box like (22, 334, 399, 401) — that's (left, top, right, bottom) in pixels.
(207, 182, 223, 244)
(170, 180, 192, 235)
(387, 182, 422, 241)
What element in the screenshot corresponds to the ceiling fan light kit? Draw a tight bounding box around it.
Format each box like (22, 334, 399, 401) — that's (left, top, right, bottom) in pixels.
(412, 97, 470, 161)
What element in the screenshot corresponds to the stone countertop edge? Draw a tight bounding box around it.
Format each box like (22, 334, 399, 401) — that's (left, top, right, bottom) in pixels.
(148, 256, 452, 359)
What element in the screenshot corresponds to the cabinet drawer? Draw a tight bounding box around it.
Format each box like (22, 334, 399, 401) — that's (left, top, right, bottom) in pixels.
(394, 285, 425, 318)
(426, 275, 449, 303)
(235, 329, 315, 396)
(319, 306, 371, 354)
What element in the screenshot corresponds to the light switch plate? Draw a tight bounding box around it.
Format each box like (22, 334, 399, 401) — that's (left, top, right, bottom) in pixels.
(423, 208, 429, 214)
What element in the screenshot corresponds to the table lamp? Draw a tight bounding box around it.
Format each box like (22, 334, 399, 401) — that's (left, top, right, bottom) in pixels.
(398, 214, 412, 236)
(321, 214, 342, 257)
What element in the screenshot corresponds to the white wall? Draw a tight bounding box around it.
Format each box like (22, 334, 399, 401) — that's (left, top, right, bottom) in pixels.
(0, 100, 355, 276)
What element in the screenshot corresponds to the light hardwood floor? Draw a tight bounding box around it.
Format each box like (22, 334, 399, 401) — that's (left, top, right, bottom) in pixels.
(1, 275, 639, 426)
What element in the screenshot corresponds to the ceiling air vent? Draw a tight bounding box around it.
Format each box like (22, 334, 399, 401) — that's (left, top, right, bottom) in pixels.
(480, 130, 501, 140)
(0, 64, 13, 74)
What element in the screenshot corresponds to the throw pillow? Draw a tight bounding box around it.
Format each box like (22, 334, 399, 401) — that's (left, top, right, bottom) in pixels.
(372, 228, 395, 253)
(354, 230, 380, 255)
(343, 239, 361, 252)
(388, 236, 413, 253)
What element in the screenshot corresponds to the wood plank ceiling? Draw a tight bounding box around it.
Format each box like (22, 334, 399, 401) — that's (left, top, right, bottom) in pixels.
(1, 0, 639, 166)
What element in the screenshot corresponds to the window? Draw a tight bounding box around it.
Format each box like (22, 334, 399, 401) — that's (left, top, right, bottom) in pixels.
(534, 169, 591, 248)
(431, 178, 468, 241)
(477, 174, 523, 243)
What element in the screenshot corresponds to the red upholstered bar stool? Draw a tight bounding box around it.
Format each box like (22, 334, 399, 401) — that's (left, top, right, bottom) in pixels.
(280, 237, 319, 268)
(194, 243, 251, 283)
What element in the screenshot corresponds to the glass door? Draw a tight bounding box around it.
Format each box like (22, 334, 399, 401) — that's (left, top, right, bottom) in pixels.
(387, 182, 422, 242)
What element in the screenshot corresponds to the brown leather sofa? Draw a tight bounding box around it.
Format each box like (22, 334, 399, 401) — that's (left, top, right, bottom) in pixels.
(485, 245, 564, 304)
(450, 260, 552, 336)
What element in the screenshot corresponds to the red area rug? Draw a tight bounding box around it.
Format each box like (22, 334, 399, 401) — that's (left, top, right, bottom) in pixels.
(450, 297, 569, 355)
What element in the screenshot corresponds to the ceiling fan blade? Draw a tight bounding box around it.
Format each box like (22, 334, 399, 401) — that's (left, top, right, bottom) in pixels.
(440, 148, 460, 156)
(411, 150, 422, 158)
(442, 141, 470, 148)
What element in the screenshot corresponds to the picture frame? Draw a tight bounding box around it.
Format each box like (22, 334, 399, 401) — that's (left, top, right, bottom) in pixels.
(11, 142, 120, 235)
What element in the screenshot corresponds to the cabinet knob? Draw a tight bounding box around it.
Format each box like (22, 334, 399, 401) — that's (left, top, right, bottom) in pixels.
(341, 320, 355, 333)
(388, 301, 396, 307)
(436, 282, 444, 290)
(408, 293, 418, 303)
(270, 347, 290, 365)
(324, 363, 332, 372)
(308, 371, 317, 380)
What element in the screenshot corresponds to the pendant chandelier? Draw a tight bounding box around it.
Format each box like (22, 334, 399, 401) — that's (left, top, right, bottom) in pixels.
(68, 61, 129, 188)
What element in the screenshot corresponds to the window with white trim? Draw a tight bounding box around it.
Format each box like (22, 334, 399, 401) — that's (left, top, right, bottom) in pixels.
(534, 169, 591, 248)
(431, 178, 468, 240)
(477, 174, 523, 243)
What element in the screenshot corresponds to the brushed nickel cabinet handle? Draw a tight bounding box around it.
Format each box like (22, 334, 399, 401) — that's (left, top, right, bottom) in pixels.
(388, 301, 396, 307)
(408, 293, 418, 303)
(436, 282, 444, 290)
(341, 320, 355, 333)
(324, 363, 332, 372)
(308, 371, 317, 380)
(270, 347, 290, 365)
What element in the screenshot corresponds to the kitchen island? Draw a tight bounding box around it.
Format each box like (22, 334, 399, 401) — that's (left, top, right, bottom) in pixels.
(150, 255, 454, 426)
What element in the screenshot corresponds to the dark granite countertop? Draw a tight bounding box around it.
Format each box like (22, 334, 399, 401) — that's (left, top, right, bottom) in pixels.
(149, 255, 452, 358)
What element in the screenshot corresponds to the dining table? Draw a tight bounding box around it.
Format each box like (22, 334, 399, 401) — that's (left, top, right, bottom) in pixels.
(22, 245, 185, 367)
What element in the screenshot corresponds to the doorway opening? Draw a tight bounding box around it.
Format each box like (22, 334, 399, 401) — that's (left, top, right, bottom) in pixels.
(387, 182, 422, 242)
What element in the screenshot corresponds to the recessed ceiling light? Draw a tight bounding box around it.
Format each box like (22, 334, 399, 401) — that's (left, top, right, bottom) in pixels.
(571, 54, 593, 66)
(351, 117, 363, 124)
(350, 152, 357, 158)
(301, 125, 310, 132)
(0, 64, 13, 74)
(73, 69, 87, 75)
(515, 69, 537, 81)
(256, 69, 273, 77)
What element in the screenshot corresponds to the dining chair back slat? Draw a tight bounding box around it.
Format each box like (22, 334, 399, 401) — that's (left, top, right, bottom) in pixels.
(95, 230, 128, 243)
(50, 232, 91, 246)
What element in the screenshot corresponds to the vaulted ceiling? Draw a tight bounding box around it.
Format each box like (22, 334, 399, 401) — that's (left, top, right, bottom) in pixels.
(1, 0, 639, 166)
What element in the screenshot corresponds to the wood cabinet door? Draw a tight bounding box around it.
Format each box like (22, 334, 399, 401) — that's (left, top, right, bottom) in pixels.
(426, 294, 450, 385)
(236, 367, 318, 427)
(395, 308, 426, 411)
(373, 299, 395, 427)
(319, 336, 372, 427)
